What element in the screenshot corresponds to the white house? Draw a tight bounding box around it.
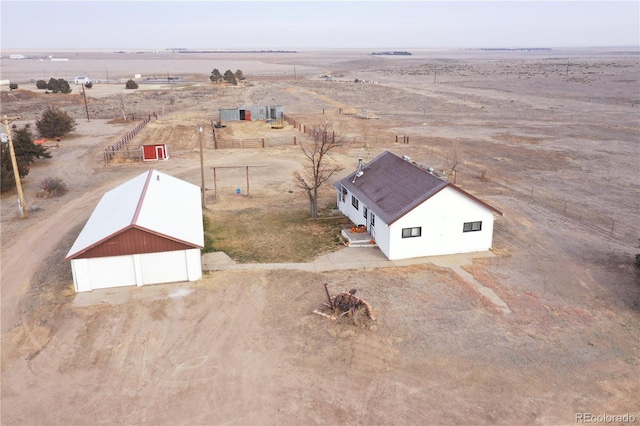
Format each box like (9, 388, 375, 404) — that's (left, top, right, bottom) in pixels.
(333, 151, 503, 260)
(65, 170, 204, 292)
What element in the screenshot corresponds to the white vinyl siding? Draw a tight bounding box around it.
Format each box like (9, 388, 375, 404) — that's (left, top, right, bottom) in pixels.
(387, 187, 496, 260)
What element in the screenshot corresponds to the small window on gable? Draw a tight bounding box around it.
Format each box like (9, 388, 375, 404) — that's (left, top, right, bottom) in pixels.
(363, 206, 368, 219)
(341, 186, 347, 202)
(352, 195, 359, 210)
(463, 221, 482, 232)
(402, 227, 422, 238)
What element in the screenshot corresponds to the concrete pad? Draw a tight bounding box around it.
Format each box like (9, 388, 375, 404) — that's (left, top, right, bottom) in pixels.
(202, 252, 236, 269)
(73, 282, 195, 307)
(427, 251, 495, 268)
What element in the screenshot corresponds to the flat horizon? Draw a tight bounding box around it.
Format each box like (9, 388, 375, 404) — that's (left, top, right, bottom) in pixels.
(3, 45, 638, 54)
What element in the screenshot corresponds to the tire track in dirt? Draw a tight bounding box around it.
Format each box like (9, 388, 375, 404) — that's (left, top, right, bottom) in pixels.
(0, 177, 136, 336)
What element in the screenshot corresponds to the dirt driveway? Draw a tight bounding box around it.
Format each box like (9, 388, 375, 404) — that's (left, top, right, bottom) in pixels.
(1, 49, 639, 425)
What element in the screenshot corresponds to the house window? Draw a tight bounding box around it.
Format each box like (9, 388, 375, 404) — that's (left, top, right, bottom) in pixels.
(402, 227, 422, 238)
(363, 206, 368, 219)
(341, 186, 347, 202)
(463, 221, 482, 232)
(352, 196, 359, 210)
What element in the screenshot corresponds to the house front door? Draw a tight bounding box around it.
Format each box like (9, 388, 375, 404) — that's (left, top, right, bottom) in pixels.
(369, 213, 375, 238)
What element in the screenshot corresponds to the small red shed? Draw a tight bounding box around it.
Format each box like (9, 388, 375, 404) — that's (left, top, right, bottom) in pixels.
(142, 144, 169, 161)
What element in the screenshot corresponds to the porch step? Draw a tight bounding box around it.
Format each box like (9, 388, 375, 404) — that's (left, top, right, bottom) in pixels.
(341, 229, 377, 248)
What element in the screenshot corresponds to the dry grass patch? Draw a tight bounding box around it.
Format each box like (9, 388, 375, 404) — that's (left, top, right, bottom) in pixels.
(203, 206, 347, 263)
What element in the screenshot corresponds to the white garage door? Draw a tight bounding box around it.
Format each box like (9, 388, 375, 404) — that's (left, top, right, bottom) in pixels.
(139, 251, 189, 285)
(88, 255, 137, 289)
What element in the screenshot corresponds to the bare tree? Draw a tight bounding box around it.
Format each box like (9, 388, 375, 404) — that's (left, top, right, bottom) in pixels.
(447, 148, 459, 174)
(116, 94, 127, 121)
(293, 120, 344, 218)
(360, 122, 371, 148)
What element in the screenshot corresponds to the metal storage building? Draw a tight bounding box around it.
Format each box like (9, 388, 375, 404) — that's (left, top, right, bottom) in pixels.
(219, 105, 284, 122)
(65, 170, 204, 292)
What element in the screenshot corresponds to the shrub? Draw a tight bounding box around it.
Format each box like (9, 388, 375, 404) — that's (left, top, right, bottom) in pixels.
(45, 78, 72, 94)
(9, 83, 18, 90)
(37, 177, 67, 198)
(0, 125, 51, 193)
(125, 79, 138, 89)
(36, 79, 48, 89)
(36, 105, 77, 138)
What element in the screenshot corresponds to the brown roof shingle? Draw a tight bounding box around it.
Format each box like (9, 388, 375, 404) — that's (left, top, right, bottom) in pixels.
(334, 151, 502, 224)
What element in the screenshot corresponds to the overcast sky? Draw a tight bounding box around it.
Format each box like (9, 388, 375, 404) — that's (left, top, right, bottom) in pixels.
(1, 1, 638, 50)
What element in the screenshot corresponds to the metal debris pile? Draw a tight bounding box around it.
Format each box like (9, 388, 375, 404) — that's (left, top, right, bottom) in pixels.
(313, 283, 376, 321)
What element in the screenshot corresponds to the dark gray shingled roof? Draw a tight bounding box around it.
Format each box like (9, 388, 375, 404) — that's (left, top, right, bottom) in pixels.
(333, 151, 502, 225)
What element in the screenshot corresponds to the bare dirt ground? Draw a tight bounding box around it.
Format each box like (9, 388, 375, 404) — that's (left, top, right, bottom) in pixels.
(1, 48, 639, 425)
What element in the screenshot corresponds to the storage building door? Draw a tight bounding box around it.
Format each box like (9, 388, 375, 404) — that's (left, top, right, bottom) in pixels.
(156, 145, 167, 160)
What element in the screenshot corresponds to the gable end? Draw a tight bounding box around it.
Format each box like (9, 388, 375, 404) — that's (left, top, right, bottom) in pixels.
(68, 226, 200, 259)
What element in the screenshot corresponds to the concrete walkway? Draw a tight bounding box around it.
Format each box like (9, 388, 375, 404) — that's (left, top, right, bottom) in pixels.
(202, 246, 494, 272)
(202, 247, 512, 314)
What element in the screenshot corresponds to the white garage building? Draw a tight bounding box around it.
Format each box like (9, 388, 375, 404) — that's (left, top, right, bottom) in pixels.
(66, 170, 204, 292)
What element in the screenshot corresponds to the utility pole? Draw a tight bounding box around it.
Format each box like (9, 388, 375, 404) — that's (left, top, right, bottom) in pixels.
(81, 83, 90, 121)
(198, 126, 205, 207)
(2, 115, 28, 218)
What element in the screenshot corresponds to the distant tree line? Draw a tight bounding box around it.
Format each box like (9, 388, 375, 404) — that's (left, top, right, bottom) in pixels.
(210, 69, 246, 85)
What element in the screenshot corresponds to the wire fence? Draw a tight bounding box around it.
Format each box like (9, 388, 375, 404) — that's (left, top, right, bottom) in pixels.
(400, 135, 639, 244)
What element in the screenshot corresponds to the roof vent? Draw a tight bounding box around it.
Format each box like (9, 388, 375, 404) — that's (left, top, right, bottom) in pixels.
(352, 158, 364, 183)
(402, 155, 411, 161)
(427, 166, 434, 173)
